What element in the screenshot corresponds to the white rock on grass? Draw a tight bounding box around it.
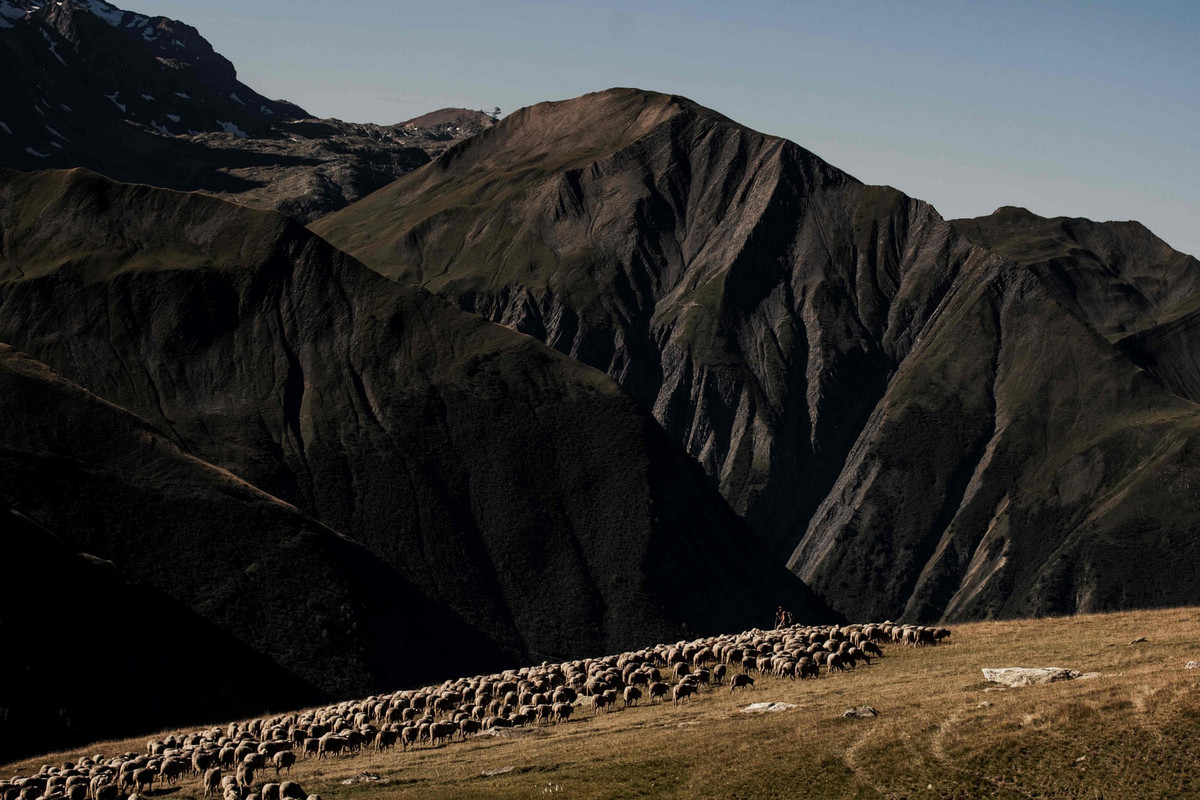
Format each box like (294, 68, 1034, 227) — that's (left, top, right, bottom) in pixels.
(982, 667, 1083, 686)
(740, 702, 796, 713)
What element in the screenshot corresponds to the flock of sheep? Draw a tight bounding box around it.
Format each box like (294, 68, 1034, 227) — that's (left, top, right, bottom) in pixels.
(1, 621, 950, 800)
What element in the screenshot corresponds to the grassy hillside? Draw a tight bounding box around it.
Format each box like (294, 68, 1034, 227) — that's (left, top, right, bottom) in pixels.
(8, 607, 1200, 799)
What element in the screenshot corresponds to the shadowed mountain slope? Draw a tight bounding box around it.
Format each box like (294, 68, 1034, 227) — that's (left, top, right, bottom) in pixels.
(0, 504, 321, 764)
(0, 342, 512, 758)
(314, 88, 1200, 623)
(0, 168, 828, 674)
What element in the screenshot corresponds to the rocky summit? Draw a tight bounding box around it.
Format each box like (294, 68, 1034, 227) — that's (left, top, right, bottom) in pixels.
(0, 0, 494, 220)
(315, 87, 1200, 626)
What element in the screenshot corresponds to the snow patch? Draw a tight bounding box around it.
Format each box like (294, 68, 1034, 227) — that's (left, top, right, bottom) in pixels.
(44, 125, 67, 140)
(141, 27, 157, 41)
(150, 120, 171, 136)
(259, 105, 274, 115)
(166, 113, 179, 122)
(0, 122, 12, 135)
(216, 120, 248, 138)
(25, 147, 50, 158)
(172, 38, 183, 47)
(141, 93, 154, 101)
(50, 140, 62, 148)
(59, 103, 71, 112)
(104, 91, 126, 112)
(229, 92, 245, 105)
(174, 91, 190, 99)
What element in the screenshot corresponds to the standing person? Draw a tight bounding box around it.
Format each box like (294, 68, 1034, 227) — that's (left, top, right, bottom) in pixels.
(775, 605, 785, 629)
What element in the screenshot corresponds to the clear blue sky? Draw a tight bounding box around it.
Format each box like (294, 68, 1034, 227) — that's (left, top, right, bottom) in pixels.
(132, 0, 1200, 256)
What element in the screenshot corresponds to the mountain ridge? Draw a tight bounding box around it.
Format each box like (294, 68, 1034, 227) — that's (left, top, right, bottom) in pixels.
(315, 87, 1200, 625)
(0, 0, 493, 221)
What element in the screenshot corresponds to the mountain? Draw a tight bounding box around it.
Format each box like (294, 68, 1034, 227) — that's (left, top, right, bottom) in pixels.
(0, 167, 827, 699)
(952, 206, 1200, 404)
(0, 0, 493, 220)
(314, 87, 1200, 624)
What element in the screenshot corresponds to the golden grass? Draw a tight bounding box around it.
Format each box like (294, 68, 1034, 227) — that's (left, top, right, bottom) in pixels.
(8, 607, 1200, 799)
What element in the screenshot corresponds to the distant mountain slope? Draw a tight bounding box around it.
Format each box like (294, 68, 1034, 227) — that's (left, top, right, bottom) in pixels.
(314, 87, 1200, 623)
(0, 0, 492, 220)
(0, 168, 828, 675)
(952, 206, 1200, 403)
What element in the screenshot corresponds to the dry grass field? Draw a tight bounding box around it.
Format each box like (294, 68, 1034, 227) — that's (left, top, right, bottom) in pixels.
(7, 607, 1200, 799)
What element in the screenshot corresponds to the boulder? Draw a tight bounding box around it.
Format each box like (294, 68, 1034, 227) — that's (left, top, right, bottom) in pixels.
(740, 702, 796, 714)
(981, 668, 1081, 687)
(841, 706, 878, 718)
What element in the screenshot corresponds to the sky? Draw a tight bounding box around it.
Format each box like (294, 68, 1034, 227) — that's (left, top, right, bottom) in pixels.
(131, 0, 1200, 256)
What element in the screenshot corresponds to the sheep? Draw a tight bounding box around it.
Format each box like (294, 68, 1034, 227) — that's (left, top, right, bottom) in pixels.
(316, 735, 347, 759)
(203, 768, 222, 798)
(729, 674, 755, 692)
(193, 749, 216, 775)
(279, 781, 305, 800)
(429, 721, 456, 746)
(623, 686, 642, 707)
(261, 782, 281, 800)
(272, 751, 295, 776)
(374, 729, 398, 752)
(592, 691, 616, 712)
(648, 681, 670, 703)
(672, 681, 697, 705)
(88, 774, 109, 799)
(131, 768, 154, 795)
(236, 764, 255, 791)
(550, 702, 573, 724)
